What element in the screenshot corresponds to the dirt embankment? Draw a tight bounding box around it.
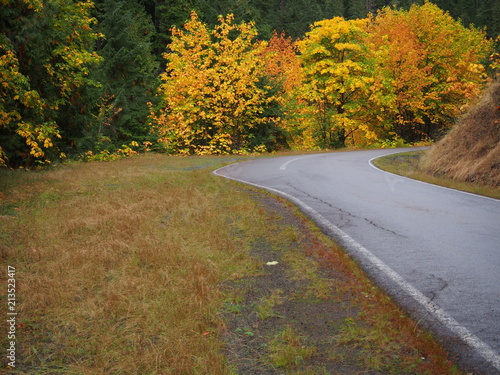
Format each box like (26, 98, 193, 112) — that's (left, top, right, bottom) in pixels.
(420, 80, 500, 187)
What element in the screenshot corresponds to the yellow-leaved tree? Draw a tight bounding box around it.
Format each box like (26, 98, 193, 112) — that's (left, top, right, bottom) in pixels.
(297, 17, 383, 148)
(0, 36, 47, 166)
(150, 12, 276, 155)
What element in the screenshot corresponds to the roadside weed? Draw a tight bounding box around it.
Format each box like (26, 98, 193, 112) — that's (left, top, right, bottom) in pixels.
(269, 325, 316, 368)
(256, 289, 284, 320)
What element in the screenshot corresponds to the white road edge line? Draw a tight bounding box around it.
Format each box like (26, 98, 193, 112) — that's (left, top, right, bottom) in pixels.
(368, 152, 500, 202)
(279, 154, 318, 170)
(212, 162, 500, 372)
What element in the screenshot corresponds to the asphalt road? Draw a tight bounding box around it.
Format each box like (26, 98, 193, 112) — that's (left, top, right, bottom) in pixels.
(214, 148, 500, 374)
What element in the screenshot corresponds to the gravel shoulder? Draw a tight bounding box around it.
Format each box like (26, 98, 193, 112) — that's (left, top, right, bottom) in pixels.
(221, 187, 465, 375)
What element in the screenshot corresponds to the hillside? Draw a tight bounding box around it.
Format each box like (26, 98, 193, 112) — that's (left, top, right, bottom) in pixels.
(420, 80, 500, 188)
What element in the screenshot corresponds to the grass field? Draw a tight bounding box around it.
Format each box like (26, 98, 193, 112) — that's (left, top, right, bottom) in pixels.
(1, 153, 465, 374)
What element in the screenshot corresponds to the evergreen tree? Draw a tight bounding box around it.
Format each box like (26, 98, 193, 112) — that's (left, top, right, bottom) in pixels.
(477, 0, 500, 38)
(146, 0, 196, 63)
(346, 0, 370, 19)
(90, 0, 159, 150)
(189, 0, 345, 39)
(277, 0, 345, 38)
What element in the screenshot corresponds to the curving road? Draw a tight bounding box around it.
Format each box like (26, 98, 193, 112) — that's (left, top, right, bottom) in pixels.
(214, 148, 500, 374)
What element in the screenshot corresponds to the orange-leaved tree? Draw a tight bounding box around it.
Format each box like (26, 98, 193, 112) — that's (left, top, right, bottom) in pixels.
(150, 12, 276, 155)
(263, 32, 303, 95)
(369, 3, 493, 142)
(262, 32, 316, 149)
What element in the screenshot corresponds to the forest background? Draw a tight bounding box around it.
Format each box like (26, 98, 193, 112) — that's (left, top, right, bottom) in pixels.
(1, 0, 499, 167)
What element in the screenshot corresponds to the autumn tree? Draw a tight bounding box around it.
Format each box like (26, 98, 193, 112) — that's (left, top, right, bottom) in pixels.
(369, 3, 493, 141)
(367, 8, 436, 142)
(262, 32, 317, 149)
(297, 17, 379, 148)
(0, 0, 101, 166)
(0, 34, 47, 167)
(150, 12, 277, 154)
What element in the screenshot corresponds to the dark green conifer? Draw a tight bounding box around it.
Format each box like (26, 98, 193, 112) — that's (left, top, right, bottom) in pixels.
(91, 0, 159, 149)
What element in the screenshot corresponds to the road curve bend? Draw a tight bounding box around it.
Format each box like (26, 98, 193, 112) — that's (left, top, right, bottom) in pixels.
(213, 148, 500, 374)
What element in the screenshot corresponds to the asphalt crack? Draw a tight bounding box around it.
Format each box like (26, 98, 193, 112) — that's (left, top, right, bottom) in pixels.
(427, 274, 449, 302)
(286, 183, 404, 238)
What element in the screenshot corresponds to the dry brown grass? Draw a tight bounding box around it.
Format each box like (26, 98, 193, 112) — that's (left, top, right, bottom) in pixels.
(0, 154, 262, 374)
(420, 79, 500, 187)
(373, 150, 500, 199)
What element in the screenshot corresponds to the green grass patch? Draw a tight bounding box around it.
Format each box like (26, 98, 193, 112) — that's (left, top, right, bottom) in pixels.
(269, 326, 316, 368)
(256, 289, 285, 320)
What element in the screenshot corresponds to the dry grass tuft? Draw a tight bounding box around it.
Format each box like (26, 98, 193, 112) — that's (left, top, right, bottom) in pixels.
(420, 79, 500, 187)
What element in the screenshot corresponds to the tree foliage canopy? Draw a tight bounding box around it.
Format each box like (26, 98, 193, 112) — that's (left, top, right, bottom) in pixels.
(1, 0, 101, 166)
(150, 12, 274, 154)
(297, 17, 377, 148)
(368, 3, 492, 141)
(0, 0, 496, 166)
